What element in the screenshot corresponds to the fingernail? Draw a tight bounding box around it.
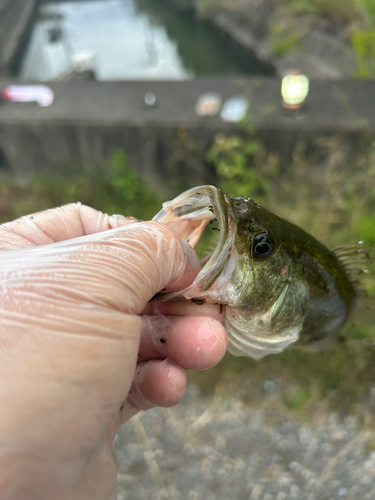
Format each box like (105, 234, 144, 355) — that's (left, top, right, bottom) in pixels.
(111, 214, 127, 221)
(112, 214, 141, 225)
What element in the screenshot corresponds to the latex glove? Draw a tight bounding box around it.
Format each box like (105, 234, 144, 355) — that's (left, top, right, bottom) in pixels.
(0, 203, 227, 500)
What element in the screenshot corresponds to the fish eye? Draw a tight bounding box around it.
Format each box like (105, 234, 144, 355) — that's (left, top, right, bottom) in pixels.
(252, 233, 274, 259)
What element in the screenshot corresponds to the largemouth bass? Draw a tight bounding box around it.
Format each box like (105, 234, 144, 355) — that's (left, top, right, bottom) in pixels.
(153, 185, 370, 359)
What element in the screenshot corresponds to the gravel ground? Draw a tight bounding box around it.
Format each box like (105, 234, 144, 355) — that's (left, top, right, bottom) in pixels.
(114, 384, 375, 500)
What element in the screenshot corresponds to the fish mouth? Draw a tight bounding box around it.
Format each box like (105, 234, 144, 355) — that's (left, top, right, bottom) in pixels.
(152, 185, 234, 300)
(152, 185, 306, 359)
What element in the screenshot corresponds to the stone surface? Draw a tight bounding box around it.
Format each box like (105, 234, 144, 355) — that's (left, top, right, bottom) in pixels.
(115, 385, 375, 500)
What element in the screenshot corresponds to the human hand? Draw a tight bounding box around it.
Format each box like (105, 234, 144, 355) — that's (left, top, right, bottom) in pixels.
(0, 204, 227, 500)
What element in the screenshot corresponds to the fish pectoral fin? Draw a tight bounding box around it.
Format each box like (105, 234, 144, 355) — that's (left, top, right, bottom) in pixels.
(225, 306, 303, 360)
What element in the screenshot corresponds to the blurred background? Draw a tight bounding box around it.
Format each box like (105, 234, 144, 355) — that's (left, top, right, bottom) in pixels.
(1, 0, 375, 499)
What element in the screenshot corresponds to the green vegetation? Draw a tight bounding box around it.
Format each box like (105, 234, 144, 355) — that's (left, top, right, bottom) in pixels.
(1, 137, 375, 418)
(189, 332, 375, 418)
(270, 32, 301, 57)
(170, 0, 375, 76)
(189, 131, 375, 416)
(351, 29, 375, 78)
(286, 0, 367, 22)
(0, 150, 164, 224)
(208, 133, 375, 257)
(277, 0, 375, 70)
(194, 0, 374, 26)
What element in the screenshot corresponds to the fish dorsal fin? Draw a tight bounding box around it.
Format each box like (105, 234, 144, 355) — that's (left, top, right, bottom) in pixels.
(331, 242, 371, 286)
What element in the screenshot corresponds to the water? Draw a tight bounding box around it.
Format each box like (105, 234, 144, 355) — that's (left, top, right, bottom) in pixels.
(20, 0, 274, 81)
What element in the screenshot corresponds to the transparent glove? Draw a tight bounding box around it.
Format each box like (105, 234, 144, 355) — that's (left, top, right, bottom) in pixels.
(0, 203, 227, 500)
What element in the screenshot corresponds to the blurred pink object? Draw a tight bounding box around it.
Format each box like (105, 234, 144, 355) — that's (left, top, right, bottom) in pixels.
(0, 85, 54, 107)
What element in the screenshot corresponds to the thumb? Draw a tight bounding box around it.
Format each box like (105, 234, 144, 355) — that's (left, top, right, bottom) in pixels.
(0, 205, 202, 315)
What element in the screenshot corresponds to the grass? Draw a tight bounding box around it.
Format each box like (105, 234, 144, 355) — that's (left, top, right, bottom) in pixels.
(270, 32, 301, 57)
(287, 0, 367, 23)
(191, 0, 375, 76)
(0, 150, 165, 224)
(196, 132, 375, 416)
(189, 330, 375, 418)
(196, 0, 373, 25)
(1, 139, 375, 418)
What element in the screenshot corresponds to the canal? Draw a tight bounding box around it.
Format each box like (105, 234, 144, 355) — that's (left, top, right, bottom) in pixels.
(20, 0, 274, 81)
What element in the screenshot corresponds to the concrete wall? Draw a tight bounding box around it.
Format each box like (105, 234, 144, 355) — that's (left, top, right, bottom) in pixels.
(0, 121, 217, 192)
(0, 0, 40, 76)
(0, 77, 374, 192)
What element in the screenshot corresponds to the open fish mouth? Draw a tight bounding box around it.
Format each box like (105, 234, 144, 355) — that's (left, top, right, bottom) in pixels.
(152, 185, 370, 360)
(152, 185, 234, 300)
(152, 185, 305, 360)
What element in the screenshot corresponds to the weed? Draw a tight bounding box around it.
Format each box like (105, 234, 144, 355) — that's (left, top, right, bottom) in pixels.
(0, 150, 165, 224)
(351, 29, 375, 78)
(2, 136, 375, 417)
(202, 130, 375, 414)
(270, 32, 301, 57)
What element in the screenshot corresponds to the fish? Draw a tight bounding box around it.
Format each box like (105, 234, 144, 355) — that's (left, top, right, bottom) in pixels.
(152, 185, 371, 359)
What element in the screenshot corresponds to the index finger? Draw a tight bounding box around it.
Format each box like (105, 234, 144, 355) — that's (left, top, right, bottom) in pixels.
(0, 203, 138, 250)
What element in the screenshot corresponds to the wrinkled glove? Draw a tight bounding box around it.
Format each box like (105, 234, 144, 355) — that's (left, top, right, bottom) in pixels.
(0, 203, 227, 500)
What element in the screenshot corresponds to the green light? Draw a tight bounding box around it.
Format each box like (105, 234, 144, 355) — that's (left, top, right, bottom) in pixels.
(281, 73, 309, 110)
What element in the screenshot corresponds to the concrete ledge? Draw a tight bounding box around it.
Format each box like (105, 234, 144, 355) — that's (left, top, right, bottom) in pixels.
(0, 78, 374, 131)
(0, 77, 374, 189)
